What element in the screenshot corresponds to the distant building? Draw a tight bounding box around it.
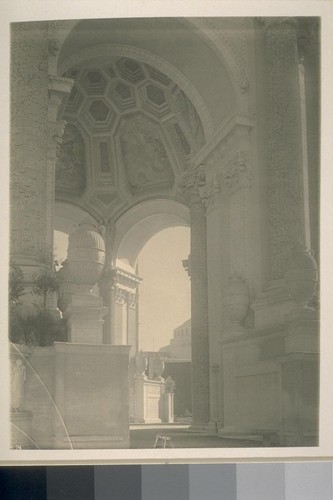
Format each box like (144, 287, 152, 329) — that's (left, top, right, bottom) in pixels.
(159, 319, 191, 360)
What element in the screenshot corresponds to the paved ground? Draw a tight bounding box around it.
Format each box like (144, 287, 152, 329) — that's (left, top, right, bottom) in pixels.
(130, 424, 262, 449)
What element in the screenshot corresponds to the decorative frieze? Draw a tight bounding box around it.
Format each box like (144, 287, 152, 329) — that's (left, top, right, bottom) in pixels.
(55, 124, 86, 194)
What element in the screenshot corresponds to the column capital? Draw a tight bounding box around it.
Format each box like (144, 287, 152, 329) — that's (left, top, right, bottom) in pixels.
(127, 291, 137, 310)
(180, 164, 206, 206)
(222, 150, 251, 193)
(114, 285, 128, 305)
(200, 175, 220, 210)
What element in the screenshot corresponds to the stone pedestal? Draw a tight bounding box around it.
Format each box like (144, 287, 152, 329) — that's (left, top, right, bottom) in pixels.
(53, 343, 130, 449)
(65, 293, 107, 344)
(278, 353, 319, 446)
(278, 308, 319, 446)
(252, 280, 295, 330)
(134, 376, 165, 424)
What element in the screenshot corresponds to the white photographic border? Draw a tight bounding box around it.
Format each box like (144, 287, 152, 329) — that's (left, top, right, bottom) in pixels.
(0, 0, 332, 465)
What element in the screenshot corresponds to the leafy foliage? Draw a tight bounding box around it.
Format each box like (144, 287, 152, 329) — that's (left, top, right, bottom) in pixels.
(32, 267, 59, 308)
(9, 264, 67, 346)
(9, 264, 25, 303)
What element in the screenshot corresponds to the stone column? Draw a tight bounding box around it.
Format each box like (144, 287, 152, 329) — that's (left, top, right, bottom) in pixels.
(261, 19, 319, 445)
(11, 23, 73, 288)
(181, 166, 210, 428)
(252, 18, 317, 329)
(263, 17, 308, 280)
(10, 22, 50, 281)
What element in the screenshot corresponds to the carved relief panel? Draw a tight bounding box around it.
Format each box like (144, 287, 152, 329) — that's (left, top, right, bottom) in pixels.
(55, 124, 86, 194)
(117, 114, 174, 194)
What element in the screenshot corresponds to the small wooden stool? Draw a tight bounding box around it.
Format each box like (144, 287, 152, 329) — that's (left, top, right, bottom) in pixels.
(154, 434, 174, 448)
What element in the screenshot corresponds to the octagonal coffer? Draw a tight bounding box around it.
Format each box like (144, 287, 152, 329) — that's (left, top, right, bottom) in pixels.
(116, 58, 145, 84)
(146, 84, 166, 106)
(145, 64, 171, 86)
(141, 83, 170, 118)
(115, 82, 131, 99)
(89, 100, 110, 122)
(80, 69, 108, 95)
(108, 80, 136, 111)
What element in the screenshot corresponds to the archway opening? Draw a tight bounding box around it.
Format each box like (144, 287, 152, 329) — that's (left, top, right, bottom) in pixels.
(137, 226, 190, 353)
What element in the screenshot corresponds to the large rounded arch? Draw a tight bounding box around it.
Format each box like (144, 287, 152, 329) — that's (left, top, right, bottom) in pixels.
(114, 198, 190, 271)
(56, 18, 238, 133)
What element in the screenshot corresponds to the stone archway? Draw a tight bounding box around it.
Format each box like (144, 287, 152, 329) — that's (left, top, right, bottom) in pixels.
(108, 198, 190, 345)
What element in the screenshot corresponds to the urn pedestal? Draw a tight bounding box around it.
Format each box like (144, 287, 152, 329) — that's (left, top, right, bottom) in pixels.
(65, 223, 107, 344)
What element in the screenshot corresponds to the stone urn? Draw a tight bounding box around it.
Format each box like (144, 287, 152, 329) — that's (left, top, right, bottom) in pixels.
(284, 247, 318, 308)
(67, 223, 105, 289)
(135, 351, 148, 378)
(152, 355, 165, 380)
(224, 274, 250, 331)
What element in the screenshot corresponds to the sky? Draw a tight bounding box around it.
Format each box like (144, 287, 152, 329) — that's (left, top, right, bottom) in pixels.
(54, 226, 191, 351)
(137, 226, 191, 351)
